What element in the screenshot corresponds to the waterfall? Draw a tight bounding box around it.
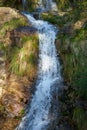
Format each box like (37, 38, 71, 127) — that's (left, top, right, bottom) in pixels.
(39, 0, 58, 11)
(17, 14, 62, 130)
(39, 0, 52, 10)
(22, 0, 27, 10)
(16, 11, 63, 130)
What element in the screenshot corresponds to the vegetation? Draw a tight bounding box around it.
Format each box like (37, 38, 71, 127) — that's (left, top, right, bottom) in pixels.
(7, 35, 38, 79)
(55, 2, 87, 130)
(42, 1, 87, 129)
(55, 0, 87, 10)
(73, 107, 87, 130)
(0, 7, 39, 129)
(0, 9, 38, 79)
(0, 0, 39, 11)
(0, 18, 27, 37)
(0, 0, 87, 130)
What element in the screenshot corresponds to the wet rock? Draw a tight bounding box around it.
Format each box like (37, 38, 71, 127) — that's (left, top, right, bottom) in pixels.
(16, 26, 37, 34)
(6, 26, 37, 37)
(61, 24, 74, 35)
(59, 124, 74, 130)
(6, 26, 37, 48)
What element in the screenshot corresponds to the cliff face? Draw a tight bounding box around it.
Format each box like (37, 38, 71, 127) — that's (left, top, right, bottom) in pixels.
(56, 8, 87, 130)
(0, 7, 39, 130)
(42, 3, 87, 129)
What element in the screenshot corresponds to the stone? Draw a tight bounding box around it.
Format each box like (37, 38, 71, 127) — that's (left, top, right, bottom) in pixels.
(0, 7, 38, 130)
(6, 26, 37, 47)
(74, 20, 84, 29)
(0, 7, 21, 25)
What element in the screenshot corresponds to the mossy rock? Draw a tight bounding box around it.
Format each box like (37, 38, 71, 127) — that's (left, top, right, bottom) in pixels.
(8, 35, 39, 79)
(73, 107, 87, 130)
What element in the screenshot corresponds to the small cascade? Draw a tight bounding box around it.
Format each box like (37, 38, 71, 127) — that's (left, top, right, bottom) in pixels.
(39, 0, 58, 11)
(41, 0, 52, 10)
(16, 12, 63, 130)
(22, 0, 27, 10)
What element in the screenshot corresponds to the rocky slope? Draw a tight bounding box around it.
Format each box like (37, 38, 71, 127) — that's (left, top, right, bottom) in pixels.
(42, 3, 87, 130)
(0, 7, 39, 130)
(0, 2, 87, 130)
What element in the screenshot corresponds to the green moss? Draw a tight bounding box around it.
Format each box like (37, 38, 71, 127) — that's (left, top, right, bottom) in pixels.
(56, 7, 87, 129)
(19, 109, 25, 116)
(56, 0, 70, 10)
(42, 13, 65, 27)
(21, 36, 32, 43)
(28, 53, 37, 65)
(0, 105, 5, 111)
(70, 28, 87, 42)
(0, 17, 27, 37)
(0, 104, 6, 117)
(0, 0, 39, 11)
(8, 46, 21, 75)
(84, 22, 87, 30)
(73, 107, 87, 130)
(8, 35, 38, 78)
(72, 71, 87, 100)
(0, 42, 4, 50)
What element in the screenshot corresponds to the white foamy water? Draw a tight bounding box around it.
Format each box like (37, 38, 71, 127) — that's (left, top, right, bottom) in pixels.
(39, 0, 58, 11)
(16, 13, 62, 130)
(22, 0, 27, 10)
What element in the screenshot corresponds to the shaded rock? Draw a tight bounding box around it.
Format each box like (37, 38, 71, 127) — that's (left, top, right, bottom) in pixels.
(6, 26, 37, 37)
(16, 26, 37, 34)
(59, 124, 74, 130)
(61, 24, 74, 35)
(5, 26, 38, 48)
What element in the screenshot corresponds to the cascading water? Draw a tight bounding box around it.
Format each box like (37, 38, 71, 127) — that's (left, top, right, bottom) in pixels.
(39, 0, 58, 11)
(16, 13, 62, 130)
(22, 0, 27, 10)
(39, 0, 52, 10)
(16, 11, 63, 130)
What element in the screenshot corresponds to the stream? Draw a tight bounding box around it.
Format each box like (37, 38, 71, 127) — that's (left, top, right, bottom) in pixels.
(17, 1, 63, 130)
